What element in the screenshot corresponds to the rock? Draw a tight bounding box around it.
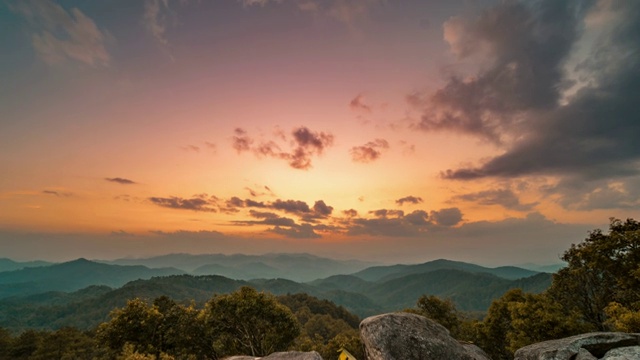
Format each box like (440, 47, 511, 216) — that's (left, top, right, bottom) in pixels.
(262, 352, 323, 360)
(359, 312, 490, 360)
(602, 346, 640, 359)
(224, 352, 322, 360)
(575, 348, 598, 360)
(514, 332, 640, 360)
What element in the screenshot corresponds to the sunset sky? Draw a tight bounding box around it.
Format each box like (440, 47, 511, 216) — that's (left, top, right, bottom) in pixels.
(1, 0, 639, 266)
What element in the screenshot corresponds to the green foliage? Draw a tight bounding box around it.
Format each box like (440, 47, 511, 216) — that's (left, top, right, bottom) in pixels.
(414, 295, 461, 334)
(604, 302, 640, 332)
(202, 286, 300, 357)
(549, 218, 640, 330)
(277, 293, 360, 328)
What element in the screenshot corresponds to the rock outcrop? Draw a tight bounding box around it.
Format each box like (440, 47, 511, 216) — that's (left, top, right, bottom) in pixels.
(514, 332, 640, 360)
(225, 351, 322, 360)
(359, 312, 490, 360)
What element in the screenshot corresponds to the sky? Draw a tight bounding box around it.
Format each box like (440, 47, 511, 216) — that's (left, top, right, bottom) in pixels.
(1, 0, 639, 266)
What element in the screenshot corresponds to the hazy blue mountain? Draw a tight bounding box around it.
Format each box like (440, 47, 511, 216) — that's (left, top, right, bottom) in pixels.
(0, 258, 184, 298)
(103, 253, 377, 282)
(517, 262, 565, 273)
(0, 258, 52, 272)
(192, 261, 282, 280)
(352, 258, 539, 282)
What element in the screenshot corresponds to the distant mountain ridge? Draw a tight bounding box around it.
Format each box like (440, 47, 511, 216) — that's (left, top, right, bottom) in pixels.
(100, 252, 378, 282)
(0, 258, 52, 272)
(351, 258, 541, 282)
(0, 258, 184, 298)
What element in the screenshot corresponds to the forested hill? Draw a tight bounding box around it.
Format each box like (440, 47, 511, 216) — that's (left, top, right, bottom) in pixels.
(352, 258, 541, 282)
(0, 267, 551, 332)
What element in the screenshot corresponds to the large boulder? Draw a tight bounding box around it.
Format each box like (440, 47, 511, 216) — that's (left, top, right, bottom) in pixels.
(360, 312, 490, 360)
(224, 351, 322, 360)
(602, 346, 640, 359)
(514, 332, 640, 360)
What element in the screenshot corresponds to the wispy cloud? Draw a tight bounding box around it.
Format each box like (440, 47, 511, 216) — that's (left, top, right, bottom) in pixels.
(350, 94, 372, 113)
(149, 195, 218, 212)
(11, 0, 112, 67)
(105, 177, 137, 185)
(42, 190, 73, 197)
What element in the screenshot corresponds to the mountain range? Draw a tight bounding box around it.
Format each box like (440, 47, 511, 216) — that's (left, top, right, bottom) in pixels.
(0, 254, 555, 332)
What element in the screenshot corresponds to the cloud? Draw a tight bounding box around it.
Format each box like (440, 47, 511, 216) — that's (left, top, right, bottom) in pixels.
(12, 0, 111, 67)
(271, 199, 311, 215)
(205, 142, 217, 152)
(429, 207, 463, 227)
(408, 1, 640, 211)
(268, 223, 321, 239)
(350, 94, 372, 113)
(144, 0, 170, 45)
(148, 195, 218, 212)
(105, 177, 137, 185)
(396, 196, 423, 206)
(453, 188, 537, 211)
(182, 145, 200, 152)
(238, 0, 381, 29)
(370, 209, 404, 218)
(313, 200, 333, 217)
(42, 190, 72, 197)
(343, 209, 358, 217)
(233, 127, 334, 170)
(350, 139, 389, 163)
(232, 128, 253, 154)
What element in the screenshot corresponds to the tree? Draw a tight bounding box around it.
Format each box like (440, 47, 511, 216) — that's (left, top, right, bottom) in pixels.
(414, 295, 461, 335)
(97, 298, 163, 356)
(604, 302, 640, 332)
(549, 218, 640, 330)
(202, 286, 300, 358)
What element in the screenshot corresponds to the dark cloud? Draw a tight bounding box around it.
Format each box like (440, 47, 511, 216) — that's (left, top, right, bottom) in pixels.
(350, 139, 389, 163)
(232, 128, 253, 153)
(343, 209, 358, 217)
(396, 195, 423, 206)
(271, 199, 311, 214)
(453, 188, 537, 211)
(404, 210, 429, 225)
(313, 200, 333, 217)
(110, 230, 135, 237)
(42, 190, 72, 197)
(245, 199, 268, 208)
(288, 127, 334, 169)
(105, 177, 137, 185)
(148, 195, 217, 212)
(413, 0, 580, 144)
(232, 127, 334, 170)
(410, 1, 640, 210)
(370, 209, 404, 218)
(430, 207, 463, 227)
(349, 94, 372, 113)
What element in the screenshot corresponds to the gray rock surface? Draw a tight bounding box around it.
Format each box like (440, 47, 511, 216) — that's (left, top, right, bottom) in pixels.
(514, 332, 640, 360)
(224, 351, 322, 360)
(602, 346, 640, 359)
(360, 312, 490, 360)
